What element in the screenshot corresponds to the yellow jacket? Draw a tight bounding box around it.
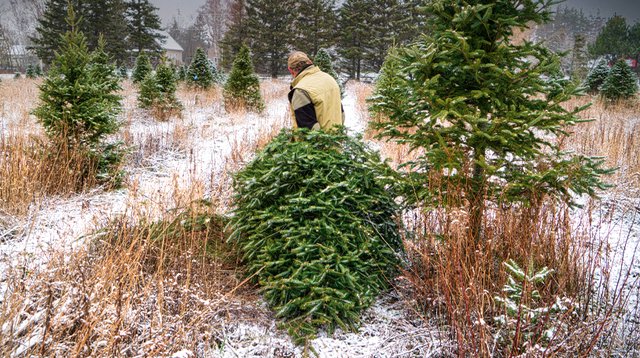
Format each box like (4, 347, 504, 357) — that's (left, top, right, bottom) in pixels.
(288, 65, 344, 130)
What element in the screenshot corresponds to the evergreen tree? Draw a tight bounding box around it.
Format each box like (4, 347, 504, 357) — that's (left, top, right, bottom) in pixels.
(338, 0, 373, 80)
(291, 0, 337, 56)
(26, 64, 37, 78)
(571, 33, 589, 82)
(84, 0, 130, 65)
(30, 0, 129, 66)
(601, 59, 639, 101)
(585, 59, 610, 93)
(589, 15, 629, 61)
(224, 44, 264, 112)
(132, 51, 152, 83)
(314, 48, 343, 97)
(138, 57, 183, 120)
(33, 6, 123, 182)
(369, 0, 611, 241)
(246, 0, 296, 77)
(187, 47, 215, 89)
(220, 0, 248, 71)
(30, 0, 79, 65)
(178, 65, 188, 81)
(125, 0, 164, 55)
(366, 0, 405, 72)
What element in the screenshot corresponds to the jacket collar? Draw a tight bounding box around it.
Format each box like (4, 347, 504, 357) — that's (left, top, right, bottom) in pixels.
(291, 65, 319, 87)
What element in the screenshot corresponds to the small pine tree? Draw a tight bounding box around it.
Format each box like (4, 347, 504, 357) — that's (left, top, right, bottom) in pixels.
(601, 60, 639, 101)
(13, 72, 21, 79)
(132, 51, 152, 83)
(314, 48, 343, 97)
(118, 66, 128, 78)
(585, 59, 610, 93)
(187, 48, 215, 89)
(34, 64, 43, 76)
(138, 58, 183, 120)
(177, 65, 188, 82)
(33, 6, 123, 184)
(26, 64, 37, 78)
(223, 44, 264, 112)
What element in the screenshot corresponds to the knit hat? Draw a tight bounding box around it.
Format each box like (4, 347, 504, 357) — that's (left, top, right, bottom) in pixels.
(287, 51, 313, 71)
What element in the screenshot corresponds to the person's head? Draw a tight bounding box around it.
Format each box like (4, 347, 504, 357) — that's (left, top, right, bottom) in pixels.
(287, 51, 313, 77)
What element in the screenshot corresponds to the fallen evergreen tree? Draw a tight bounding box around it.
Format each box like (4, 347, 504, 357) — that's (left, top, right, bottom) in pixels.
(229, 129, 403, 345)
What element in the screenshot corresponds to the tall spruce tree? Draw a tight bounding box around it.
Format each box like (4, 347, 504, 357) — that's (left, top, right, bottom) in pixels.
(589, 15, 629, 62)
(187, 47, 216, 89)
(369, 0, 611, 241)
(601, 59, 639, 101)
(223, 44, 264, 112)
(366, 0, 405, 72)
(31, 0, 129, 66)
(33, 6, 122, 181)
(291, 0, 337, 56)
(125, 0, 164, 55)
(338, 0, 373, 80)
(246, 0, 296, 77)
(132, 51, 152, 83)
(220, 0, 249, 71)
(30, 0, 80, 65)
(571, 33, 589, 82)
(84, 0, 130, 65)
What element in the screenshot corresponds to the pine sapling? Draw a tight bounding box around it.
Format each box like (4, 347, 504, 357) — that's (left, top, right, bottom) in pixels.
(132, 51, 152, 84)
(223, 44, 264, 112)
(601, 59, 639, 101)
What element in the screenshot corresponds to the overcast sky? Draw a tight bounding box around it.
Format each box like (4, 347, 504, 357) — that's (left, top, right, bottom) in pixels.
(149, 0, 639, 26)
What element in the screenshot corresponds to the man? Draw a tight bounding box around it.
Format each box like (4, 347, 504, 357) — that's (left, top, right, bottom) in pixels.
(287, 51, 344, 131)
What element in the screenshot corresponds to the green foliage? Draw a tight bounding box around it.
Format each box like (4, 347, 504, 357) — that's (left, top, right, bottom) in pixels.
(177, 65, 187, 82)
(187, 48, 215, 89)
(138, 58, 183, 120)
(223, 44, 264, 112)
(292, 0, 337, 56)
(34, 8, 121, 146)
(132, 52, 152, 83)
(314, 48, 343, 97)
(585, 59, 610, 93)
(494, 260, 576, 355)
(118, 66, 128, 78)
(589, 15, 629, 61)
(26, 64, 38, 78)
(601, 60, 639, 101)
(13, 72, 21, 79)
(369, 0, 613, 241)
(230, 129, 403, 345)
(125, 0, 164, 54)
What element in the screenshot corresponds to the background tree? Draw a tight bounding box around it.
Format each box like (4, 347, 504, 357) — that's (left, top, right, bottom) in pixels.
(125, 0, 164, 55)
(337, 0, 373, 80)
(585, 59, 610, 93)
(600, 60, 639, 101)
(220, 0, 248, 70)
(245, 0, 296, 77)
(223, 44, 264, 112)
(291, 0, 337, 56)
(30, 0, 79, 65)
(589, 15, 629, 62)
(366, 0, 405, 72)
(369, 0, 611, 241)
(193, 0, 228, 62)
(187, 47, 216, 89)
(132, 51, 152, 83)
(84, 0, 129, 65)
(571, 33, 589, 82)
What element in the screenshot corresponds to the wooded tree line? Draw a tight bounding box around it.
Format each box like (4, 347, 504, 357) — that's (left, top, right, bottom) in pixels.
(29, 0, 164, 66)
(172, 0, 428, 79)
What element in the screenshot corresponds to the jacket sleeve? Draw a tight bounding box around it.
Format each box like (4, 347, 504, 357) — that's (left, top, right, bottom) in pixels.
(288, 88, 319, 130)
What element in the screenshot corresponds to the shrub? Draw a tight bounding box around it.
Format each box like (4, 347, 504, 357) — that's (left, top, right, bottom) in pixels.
(229, 129, 403, 345)
(223, 44, 264, 112)
(601, 59, 639, 101)
(132, 51, 152, 84)
(138, 57, 183, 120)
(187, 47, 215, 89)
(585, 59, 610, 93)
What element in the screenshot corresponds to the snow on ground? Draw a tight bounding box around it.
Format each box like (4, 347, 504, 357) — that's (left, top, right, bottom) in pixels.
(0, 80, 446, 357)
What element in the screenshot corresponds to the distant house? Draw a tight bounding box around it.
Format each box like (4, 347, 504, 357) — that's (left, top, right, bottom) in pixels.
(156, 30, 183, 65)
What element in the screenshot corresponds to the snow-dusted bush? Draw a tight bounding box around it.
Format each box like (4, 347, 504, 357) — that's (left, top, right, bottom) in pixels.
(229, 129, 402, 345)
(601, 60, 638, 101)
